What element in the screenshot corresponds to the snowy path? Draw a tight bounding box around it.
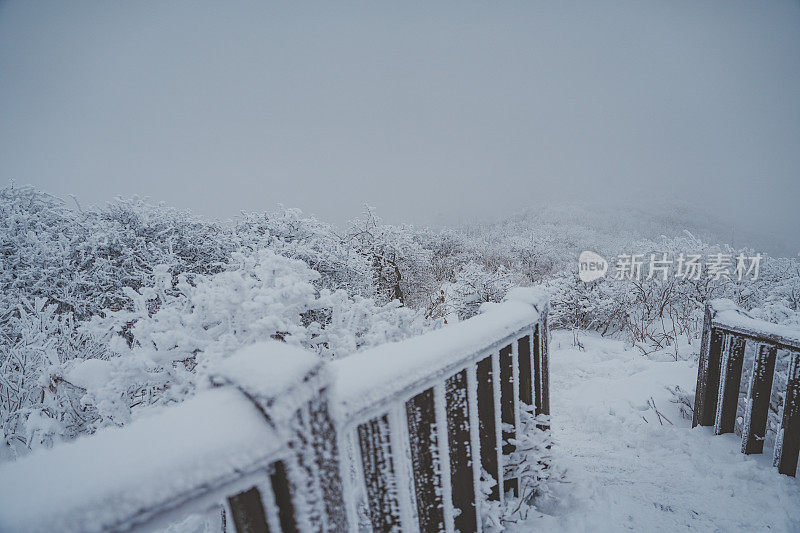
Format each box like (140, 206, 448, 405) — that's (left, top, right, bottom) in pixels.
(518, 330, 800, 532)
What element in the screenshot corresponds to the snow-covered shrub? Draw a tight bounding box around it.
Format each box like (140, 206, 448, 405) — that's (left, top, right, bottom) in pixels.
(3, 184, 799, 461)
(507, 409, 553, 501)
(0, 298, 106, 456)
(445, 261, 519, 320)
(345, 206, 437, 309)
(73, 250, 431, 433)
(479, 407, 553, 531)
(545, 273, 626, 335)
(234, 207, 375, 299)
(0, 185, 233, 322)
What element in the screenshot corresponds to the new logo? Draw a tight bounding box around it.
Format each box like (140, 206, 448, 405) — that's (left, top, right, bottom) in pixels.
(578, 251, 608, 282)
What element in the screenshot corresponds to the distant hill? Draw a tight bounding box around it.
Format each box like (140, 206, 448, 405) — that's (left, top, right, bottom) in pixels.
(460, 198, 797, 259)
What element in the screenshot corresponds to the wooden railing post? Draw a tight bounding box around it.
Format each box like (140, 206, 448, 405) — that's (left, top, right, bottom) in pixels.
(691, 299, 800, 477)
(774, 350, 800, 476)
(693, 306, 725, 427)
(406, 387, 447, 532)
(741, 343, 777, 455)
(445, 369, 480, 532)
(500, 343, 518, 495)
(304, 392, 348, 531)
(540, 313, 550, 417)
(533, 323, 550, 419)
(356, 414, 403, 532)
(715, 334, 746, 435)
(476, 354, 503, 502)
(518, 334, 533, 406)
(213, 350, 344, 533)
(228, 486, 270, 533)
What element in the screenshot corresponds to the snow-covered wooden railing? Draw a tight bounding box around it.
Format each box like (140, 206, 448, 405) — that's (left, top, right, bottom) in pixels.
(329, 287, 550, 532)
(0, 343, 348, 533)
(0, 289, 550, 533)
(693, 299, 800, 476)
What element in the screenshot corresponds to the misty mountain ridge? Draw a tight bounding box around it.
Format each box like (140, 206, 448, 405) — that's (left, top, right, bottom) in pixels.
(461, 198, 797, 259)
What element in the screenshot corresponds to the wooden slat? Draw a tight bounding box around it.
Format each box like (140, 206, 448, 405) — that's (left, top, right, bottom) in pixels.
(357, 415, 403, 532)
(715, 334, 746, 435)
(406, 387, 446, 532)
(692, 307, 713, 428)
(445, 369, 479, 533)
(290, 408, 324, 532)
(533, 324, 543, 416)
(694, 320, 725, 427)
(518, 334, 533, 406)
(500, 344, 518, 495)
(228, 486, 270, 533)
(269, 461, 299, 533)
(306, 393, 347, 532)
(476, 355, 501, 501)
(741, 343, 777, 454)
(774, 350, 800, 476)
(540, 315, 550, 416)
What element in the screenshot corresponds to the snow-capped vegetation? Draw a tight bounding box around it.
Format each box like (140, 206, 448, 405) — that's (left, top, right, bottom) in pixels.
(2, 183, 799, 461)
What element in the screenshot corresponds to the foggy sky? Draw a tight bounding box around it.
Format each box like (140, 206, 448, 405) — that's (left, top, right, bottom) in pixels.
(1, 1, 799, 249)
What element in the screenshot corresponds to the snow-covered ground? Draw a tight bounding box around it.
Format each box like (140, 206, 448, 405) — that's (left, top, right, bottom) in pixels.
(519, 330, 800, 532)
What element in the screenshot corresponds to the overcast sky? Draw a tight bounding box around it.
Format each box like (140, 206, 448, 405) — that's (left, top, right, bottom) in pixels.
(1, 1, 799, 247)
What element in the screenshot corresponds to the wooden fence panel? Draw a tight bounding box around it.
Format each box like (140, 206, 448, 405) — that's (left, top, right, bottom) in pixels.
(0, 297, 552, 533)
(228, 487, 270, 533)
(715, 334, 747, 435)
(357, 415, 403, 532)
(774, 350, 800, 476)
(406, 387, 446, 532)
(518, 334, 533, 406)
(477, 354, 502, 501)
(445, 369, 479, 533)
(500, 344, 518, 495)
(695, 325, 725, 427)
(269, 461, 299, 533)
(694, 300, 800, 477)
(540, 315, 550, 416)
(741, 343, 777, 454)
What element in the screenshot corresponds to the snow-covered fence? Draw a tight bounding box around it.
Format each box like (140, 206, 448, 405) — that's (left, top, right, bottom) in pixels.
(693, 299, 800, 476)
(0, 342, 348, 533)
(329, 288, 550, 532)
(0, 290, 550, 532)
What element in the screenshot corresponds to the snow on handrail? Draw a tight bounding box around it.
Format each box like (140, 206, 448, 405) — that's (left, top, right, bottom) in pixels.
(0, 341, 320, 533)
(0, 289, 552, 533)
(708, 298, 800, 350)
(329, 295, 546, 424)
(331, 289, 550, 531)
(0, 388, 281, 532)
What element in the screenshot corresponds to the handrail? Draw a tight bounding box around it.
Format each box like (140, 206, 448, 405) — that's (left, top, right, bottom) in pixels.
(329, 298, 544, 425)
(706, 299, 800, 351)
(693, 299, 800, 477)
(0, 287, 552, 533)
